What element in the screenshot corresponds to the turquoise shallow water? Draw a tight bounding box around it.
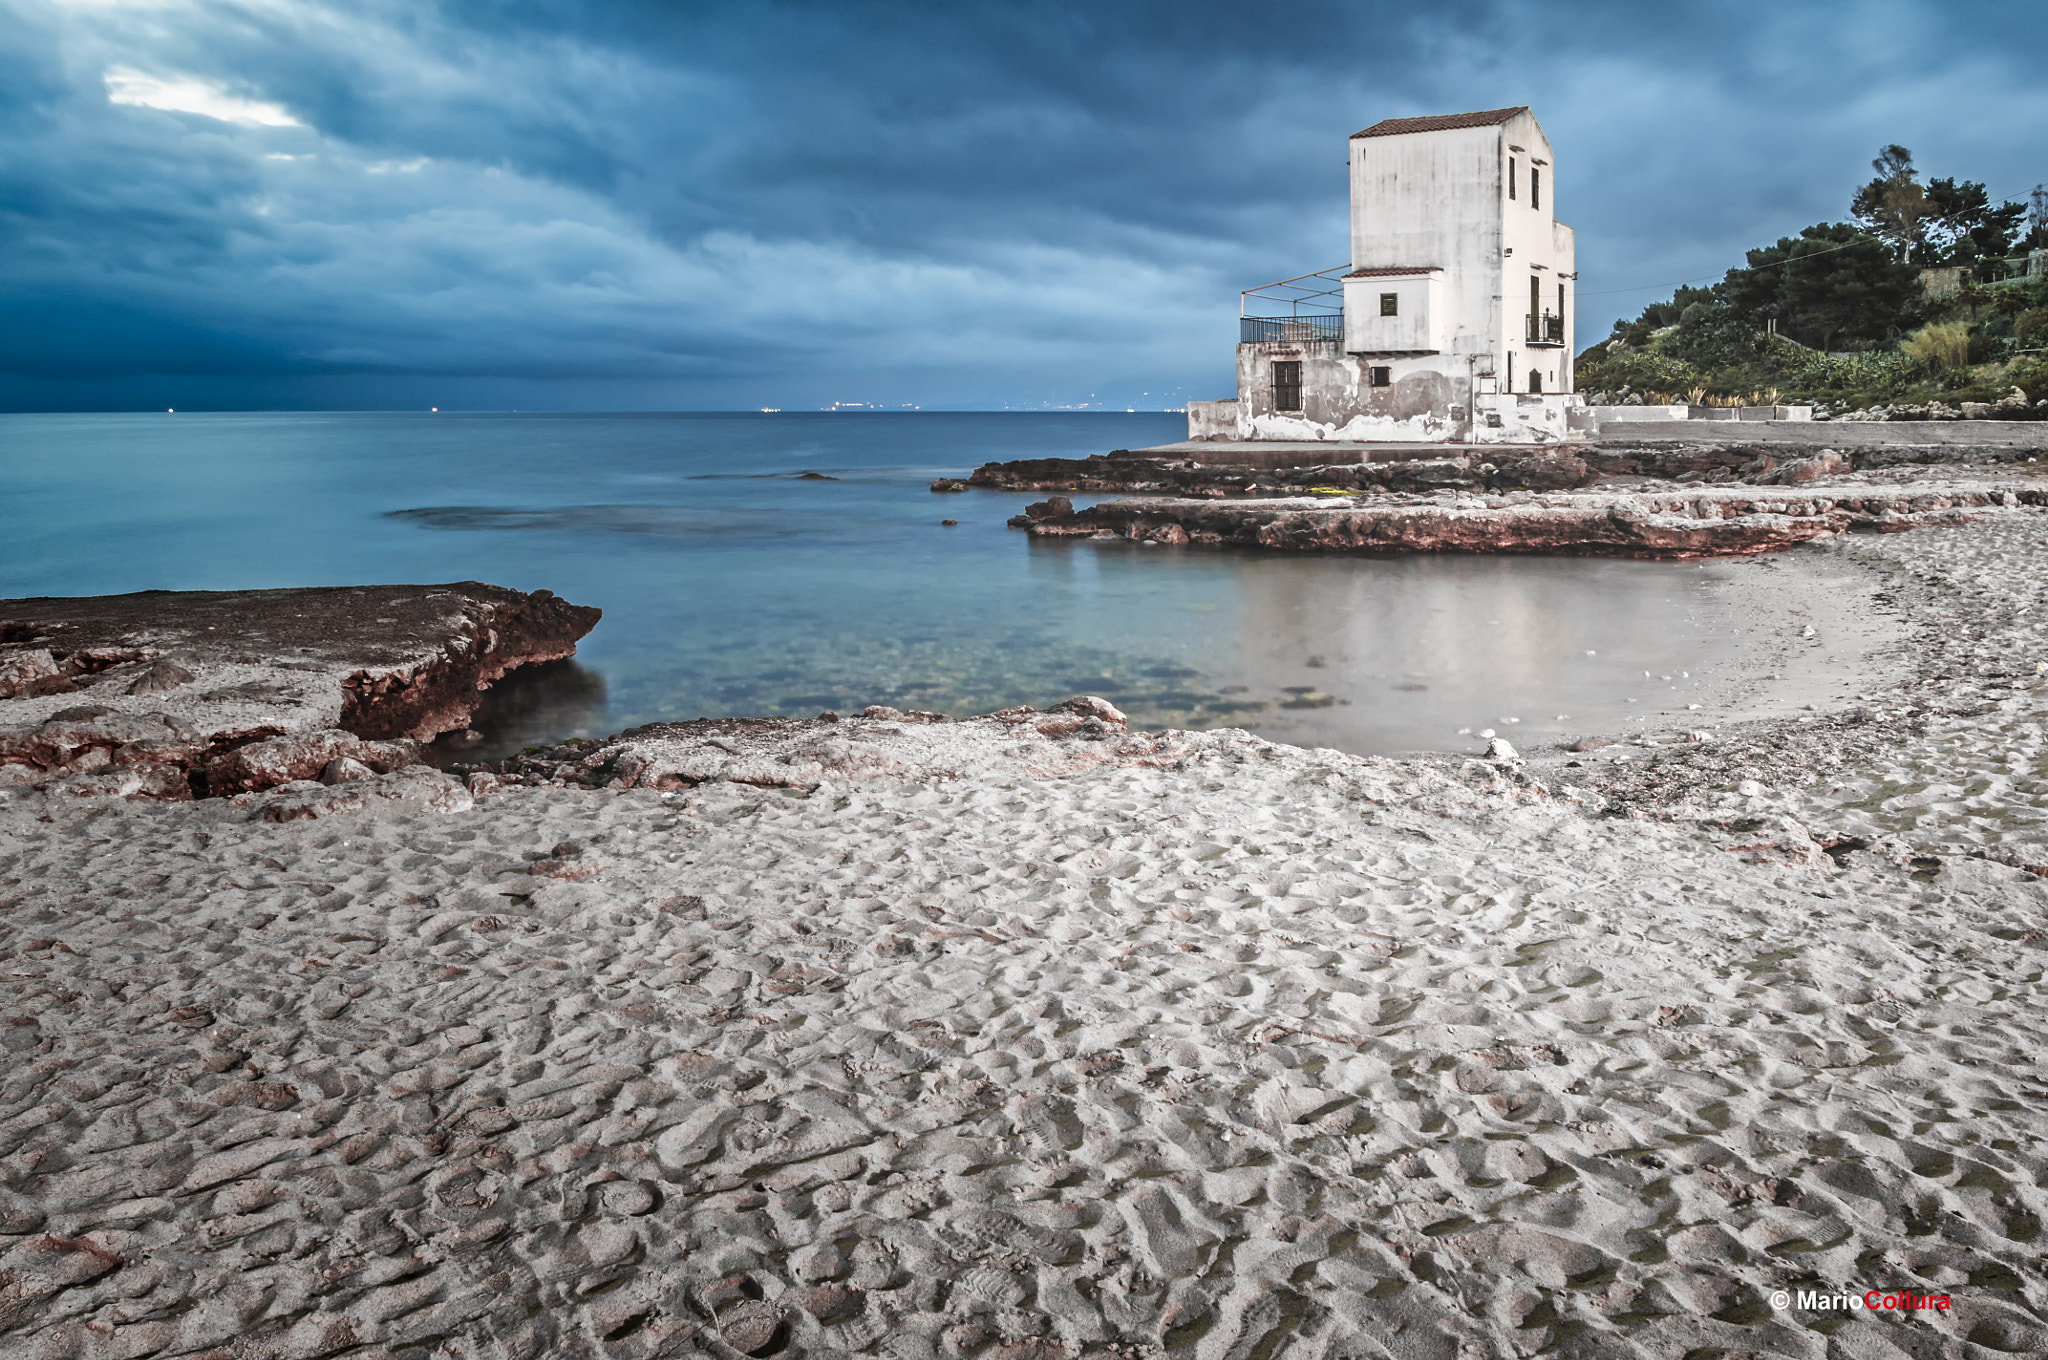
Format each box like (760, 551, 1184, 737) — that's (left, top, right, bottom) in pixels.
(0, 411, 1779, 756)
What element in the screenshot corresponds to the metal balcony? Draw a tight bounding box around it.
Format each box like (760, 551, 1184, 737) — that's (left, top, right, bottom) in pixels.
(1526, 312, 1566, 346)
(1241, 315, 1344, 344)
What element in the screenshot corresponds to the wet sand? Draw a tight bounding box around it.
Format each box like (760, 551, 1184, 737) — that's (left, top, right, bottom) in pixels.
(2, 510, 2047, 1357)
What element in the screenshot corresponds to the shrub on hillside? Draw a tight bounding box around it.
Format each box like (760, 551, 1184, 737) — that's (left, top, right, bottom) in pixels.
(1573, 343, 1706, 399)
(1900, 321, 1971, 374)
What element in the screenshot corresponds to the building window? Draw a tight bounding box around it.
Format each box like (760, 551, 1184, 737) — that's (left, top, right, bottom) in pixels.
(1506, 353, 1515, 392)
(1530, 275, 1540, 321)
(1379, 292, 1398, 317)
(1508, 157, 1517, 200)
(1532, 167, 1540, 210)
(1369, 366, 1391, 387)
(1273, 361, 1303, 412)
(1529, 370, 1543, 394)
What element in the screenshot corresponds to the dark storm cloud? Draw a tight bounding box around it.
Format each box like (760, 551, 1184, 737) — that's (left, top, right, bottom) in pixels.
(1, 0, 2042, 409)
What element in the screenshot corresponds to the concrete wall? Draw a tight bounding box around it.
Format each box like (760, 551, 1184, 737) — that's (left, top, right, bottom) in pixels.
(1343, 272, 1446, 353)
(1688, 406, 1815, 422)
(1587, 405, 1690, 423)
(1920, 267, 1965, 298)
(1472, 393, 1578, 443)
(1187, 399, 1240, 441)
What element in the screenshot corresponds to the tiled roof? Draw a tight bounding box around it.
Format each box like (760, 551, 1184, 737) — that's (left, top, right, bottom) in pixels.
(1351, 107, 1528, 139)
(1343, 266, 1441, 278)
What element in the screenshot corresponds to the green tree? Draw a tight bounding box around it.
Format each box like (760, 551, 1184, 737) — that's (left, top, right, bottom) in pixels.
(1850, 145, 2026, 267)
(1723, 223, 1919, 351)
(1851, 145, 1930, 260)
(1921, 177, 2026, 265)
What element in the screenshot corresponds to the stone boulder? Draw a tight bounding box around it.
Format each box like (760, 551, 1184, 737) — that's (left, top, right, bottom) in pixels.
(205, 730, 422, 796)
(1487, 454, 1596, 492)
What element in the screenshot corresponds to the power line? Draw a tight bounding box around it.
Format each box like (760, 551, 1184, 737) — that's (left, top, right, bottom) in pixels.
(1577, 181, 2042, 301)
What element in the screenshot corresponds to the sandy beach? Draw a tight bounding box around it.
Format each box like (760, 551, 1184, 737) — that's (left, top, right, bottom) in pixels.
(4, 464, 2048, 1357)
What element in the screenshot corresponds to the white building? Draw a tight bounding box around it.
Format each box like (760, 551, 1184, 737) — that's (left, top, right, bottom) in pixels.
(1188, 106, 1583, 444)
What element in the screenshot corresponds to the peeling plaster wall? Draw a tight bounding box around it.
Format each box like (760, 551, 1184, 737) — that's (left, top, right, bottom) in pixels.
(1210, 342, 1583, 444)
(1187, 399, 1241, 440)
(1472, 392, 1578, 444)
(1233, 342, 1471, 442)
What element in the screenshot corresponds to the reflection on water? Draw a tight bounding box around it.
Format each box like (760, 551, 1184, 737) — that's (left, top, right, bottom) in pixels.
(0, 411, 1876, 759)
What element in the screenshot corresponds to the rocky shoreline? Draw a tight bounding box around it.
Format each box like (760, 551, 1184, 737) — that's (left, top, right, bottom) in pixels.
(1006, 481, 2035, 557)
(970, 424, 2048, 558)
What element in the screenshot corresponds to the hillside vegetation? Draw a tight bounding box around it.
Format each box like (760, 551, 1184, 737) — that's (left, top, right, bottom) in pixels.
(1577, 146, 2048, 416)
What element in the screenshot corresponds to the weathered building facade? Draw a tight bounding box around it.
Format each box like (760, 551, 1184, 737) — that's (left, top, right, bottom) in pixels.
(1189, 106, 1582, 444)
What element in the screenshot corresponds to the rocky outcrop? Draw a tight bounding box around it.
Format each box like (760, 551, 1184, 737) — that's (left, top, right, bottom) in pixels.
(968, 450, 1599, 497)
(0, 583, 599, 800)
(203, 730, 425, 797)
(1007, 484, 2042, 558)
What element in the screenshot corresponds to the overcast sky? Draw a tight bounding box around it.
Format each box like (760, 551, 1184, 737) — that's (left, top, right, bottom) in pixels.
(2, 0, 2042, 411)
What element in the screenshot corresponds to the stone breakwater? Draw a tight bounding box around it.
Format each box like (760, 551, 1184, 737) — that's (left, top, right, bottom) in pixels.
(1007, 482, 2041, 558)
(971, 447, 1852, 499)
(965, 423, 2048, 502)
(969, 450, 1602, 498)
(0, 583, 599, 801)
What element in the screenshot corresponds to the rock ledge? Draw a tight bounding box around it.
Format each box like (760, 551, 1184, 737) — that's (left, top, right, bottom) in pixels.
(0, 582, 599, 799)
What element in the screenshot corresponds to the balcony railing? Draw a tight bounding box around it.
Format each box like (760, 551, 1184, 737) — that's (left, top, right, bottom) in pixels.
(1526, 312, 1566, 345)
(1242, 314, 1344, 344)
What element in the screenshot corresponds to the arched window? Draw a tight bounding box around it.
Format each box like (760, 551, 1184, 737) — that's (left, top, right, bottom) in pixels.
(1528, 370, 1543, 394)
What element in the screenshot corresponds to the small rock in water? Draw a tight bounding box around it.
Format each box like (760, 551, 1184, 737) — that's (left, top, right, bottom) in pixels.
(941, 519, 958, 526)
(1478, 728, 1496, 739)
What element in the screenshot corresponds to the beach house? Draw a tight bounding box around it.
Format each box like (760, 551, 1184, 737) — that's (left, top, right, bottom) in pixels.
(1188, 106, 1582, 444)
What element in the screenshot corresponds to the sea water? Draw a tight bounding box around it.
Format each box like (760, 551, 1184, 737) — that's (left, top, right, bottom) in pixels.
(0, 411, 1874, 758)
